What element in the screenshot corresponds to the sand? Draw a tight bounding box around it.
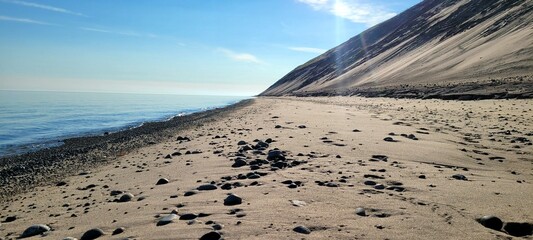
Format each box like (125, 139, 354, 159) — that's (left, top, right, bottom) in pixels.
(1, 97, 532, 239)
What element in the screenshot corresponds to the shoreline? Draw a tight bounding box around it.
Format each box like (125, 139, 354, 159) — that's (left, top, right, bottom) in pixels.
(0, 99, 254, 202)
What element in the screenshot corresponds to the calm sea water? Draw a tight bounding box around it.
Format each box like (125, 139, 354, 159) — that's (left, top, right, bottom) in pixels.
(0, 90, 248, 157)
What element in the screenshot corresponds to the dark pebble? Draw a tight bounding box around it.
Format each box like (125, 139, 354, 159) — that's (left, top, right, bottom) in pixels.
(503, 222, 532, 237)
(199, 231, 222, 240)
(180, 213, 198, 220)
(197, 184, 218, 191)
(232, 159, 248, 168)
(267, 150, 285, 161)
(20, 224, 50, 238)
(452, 174, 468, 181)
(224, 194, 242, 206)
(212, 224, 223, 230)
(80, 228, 105, 240)
(355, 207, 366, 216)
(118, 193, 134, 202)
(364, 180, 377, 186)
(112, 227, 125, 235)
(477, 215, 503, 231)
(156, 178, 169, 185)
(293, 225, 311, 234)
(184, 190, 198, 196)
(221, 183, 232, 190)
(4, 216, 16, 222)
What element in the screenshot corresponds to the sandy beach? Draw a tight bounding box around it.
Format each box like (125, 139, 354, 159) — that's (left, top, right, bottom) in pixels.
(0, 96, 531, 239)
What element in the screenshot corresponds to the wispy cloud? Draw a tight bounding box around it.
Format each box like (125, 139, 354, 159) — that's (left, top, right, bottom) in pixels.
(297, 0, 396, 26)
(288, 46, 327, 54)
(217, 48, 263, 64)
(0, 15, 55, 25)
(80, 27, 160, 38)
(0, 0, 85, 16)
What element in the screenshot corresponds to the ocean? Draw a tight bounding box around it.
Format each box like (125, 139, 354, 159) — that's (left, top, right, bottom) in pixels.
(0, 90, 248, 157)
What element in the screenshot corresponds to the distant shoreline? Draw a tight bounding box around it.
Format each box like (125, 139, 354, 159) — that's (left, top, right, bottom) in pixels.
(0, 99, 254, 202)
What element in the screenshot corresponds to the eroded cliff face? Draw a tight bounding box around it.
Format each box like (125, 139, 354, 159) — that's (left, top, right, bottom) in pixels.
(260, 0, 533, 98)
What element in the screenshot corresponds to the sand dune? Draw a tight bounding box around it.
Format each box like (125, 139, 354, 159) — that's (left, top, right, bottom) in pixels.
(260, 0, 533, 98)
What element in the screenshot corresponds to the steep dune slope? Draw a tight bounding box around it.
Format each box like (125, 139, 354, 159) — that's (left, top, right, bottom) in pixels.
(261, 0, 533, 98)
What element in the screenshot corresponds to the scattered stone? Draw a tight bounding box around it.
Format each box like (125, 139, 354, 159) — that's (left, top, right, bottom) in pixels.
(171, 151, 182, 156)
(200, 231, 222, 240)
(267, 150, 285, 161)
(298, 125, 306, 129)
(364, 180, 377, 186)
(112, 227, 125, 235)
(237, 140, 247, 145)
(477, 215, 503, 231)
(452, 174, 468, 181)
(157, 214, 178, 226)
(4, 216, 16, 222)
(156, 178, 169, 185)
(197, 184, 218, 191)
(232, 158, 247, 168)
(355, 207, 366, 216)
(418, 175, 426, 179)
(290, 200, 307, 207)
(20, 224, 50, 238)
(80, 228, 104, 240)
(56, 181, 68, 186)
(383, 137, 396, 142)
(176, 136, 191, 141)
(374, 184, 385, 190)
(224, 193, 242, 206)
(179, 213, 198, 220)
(503, 222, 532, 237)
(255, 141, 269, 149)
(293, 225, 311, 234)
(212, 223, 223, 230)
(184, 190, 198, 196)
(221, 183, 232, 190)
(110, 190, 123, 196)
(118, 193, 134, 202)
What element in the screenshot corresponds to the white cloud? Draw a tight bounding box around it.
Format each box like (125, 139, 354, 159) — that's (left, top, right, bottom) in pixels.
(297, 0, 329, 10)
(0, 15, 54, 25)
(217, 48, 263, 64)
(288, 46, 327, 54)
(0, 0, 85, 16)
(297, 0, 396, 26)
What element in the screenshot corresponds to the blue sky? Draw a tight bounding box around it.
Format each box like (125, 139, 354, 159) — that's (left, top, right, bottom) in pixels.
(0, 0, 420, 96)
